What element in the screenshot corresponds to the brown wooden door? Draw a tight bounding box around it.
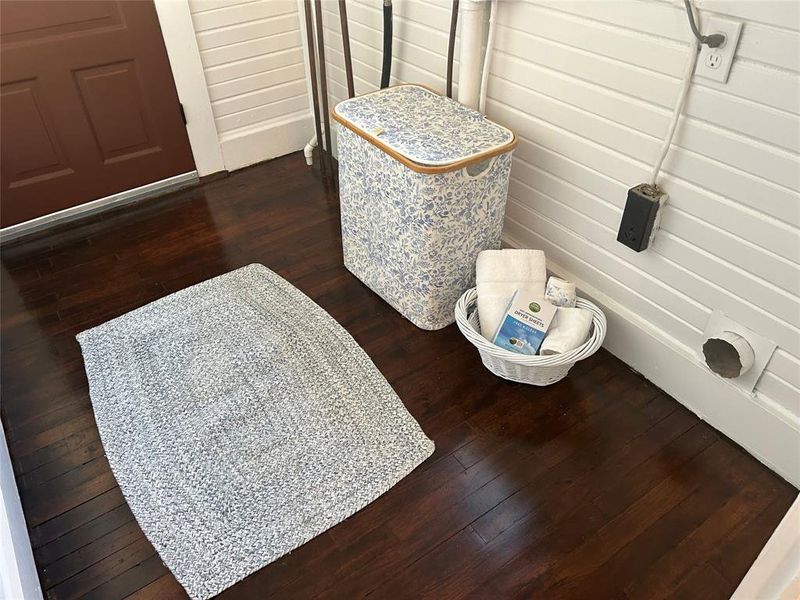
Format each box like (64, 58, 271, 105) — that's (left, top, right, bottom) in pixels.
(0, 0, 195, 227)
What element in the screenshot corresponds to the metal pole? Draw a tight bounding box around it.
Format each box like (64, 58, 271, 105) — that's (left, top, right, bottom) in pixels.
(313, 0, 334, 173)
(303, 0, 325, 172)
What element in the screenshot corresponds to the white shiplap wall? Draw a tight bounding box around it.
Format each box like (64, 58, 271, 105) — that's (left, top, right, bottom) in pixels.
(321, 0, 800, 484)
(187, 0, 313, 170)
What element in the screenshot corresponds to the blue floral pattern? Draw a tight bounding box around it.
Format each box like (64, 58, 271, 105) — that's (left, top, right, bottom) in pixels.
(337, 125, 514, 330)
(334, 85, 514, 166)
(545, 277, 577, 308)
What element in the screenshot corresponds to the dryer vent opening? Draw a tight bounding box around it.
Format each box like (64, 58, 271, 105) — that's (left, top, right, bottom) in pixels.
(702, 331, 755, 379)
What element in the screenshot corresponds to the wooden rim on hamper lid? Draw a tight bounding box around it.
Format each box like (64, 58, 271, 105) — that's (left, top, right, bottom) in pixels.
(331, 84, 518, 175)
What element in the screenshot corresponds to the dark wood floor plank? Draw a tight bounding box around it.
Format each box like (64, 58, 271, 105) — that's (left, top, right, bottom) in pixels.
(42, 520, 144, 588)
(590, 420, 720, 521)
(460, 440, 726, 599)
(123, 574, 187, 600)
(511, 439, 746, 598)
(1, 152, 795, 600)
(469, 387, 680, 545)
(624, 464, 780, 599)
(22, 438, 105, 487)
(29, 487, 126, 548)
(6, 395, 91, 444)
(81, 555, 171, 600)
(46, 537, 155, 600)
(707, 495, 793, 587)
(12, 412, 96, 457)
(446, 497, 610, 600)
(536, 441, 774, 600)
(25, 468, 118, 528)
(35, 503, 134, 567)
(548, 480, 735, 600)
(670, 562, 734, 600)
(15, 425, 101, 475)
(364, 388, 679, 598)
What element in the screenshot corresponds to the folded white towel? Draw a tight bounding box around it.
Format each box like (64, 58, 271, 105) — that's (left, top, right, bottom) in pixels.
(545, 276, 576, 308)
(476, 249, 546, 340)
(540, 307, 593, 355)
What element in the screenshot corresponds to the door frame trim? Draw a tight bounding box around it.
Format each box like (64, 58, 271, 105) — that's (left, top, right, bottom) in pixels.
(732, 494, 800, 599)
(0, 171, 198, 244)
(152, 0, 225, 176)
(1, 426, 43, 600)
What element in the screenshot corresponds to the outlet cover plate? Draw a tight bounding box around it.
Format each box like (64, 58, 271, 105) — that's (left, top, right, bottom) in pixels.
(695, 16, 743, 83)
(699, 310, 776, 394)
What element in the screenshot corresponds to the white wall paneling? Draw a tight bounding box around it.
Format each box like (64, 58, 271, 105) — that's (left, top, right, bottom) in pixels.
(321, 0, 800, 486)
(187, 0, 314, 170)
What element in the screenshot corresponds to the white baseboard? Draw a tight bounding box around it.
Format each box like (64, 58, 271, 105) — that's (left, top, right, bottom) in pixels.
(504, 233, 800, 488)
(220, 113, 314, 172)
(0, 171, 199, 244)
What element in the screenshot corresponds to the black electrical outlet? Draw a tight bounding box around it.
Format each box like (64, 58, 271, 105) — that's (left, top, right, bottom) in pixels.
(616, 183, 667, 252)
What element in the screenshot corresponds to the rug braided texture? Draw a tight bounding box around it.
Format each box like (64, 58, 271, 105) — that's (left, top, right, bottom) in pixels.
(77, 264, 434, 600)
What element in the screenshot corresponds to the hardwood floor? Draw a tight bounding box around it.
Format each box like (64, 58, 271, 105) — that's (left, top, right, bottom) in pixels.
(1, 152, 796, 600)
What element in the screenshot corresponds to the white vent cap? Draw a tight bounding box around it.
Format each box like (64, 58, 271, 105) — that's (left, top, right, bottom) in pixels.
(702, 331, 755, 378)
(699, 310, 776, 395)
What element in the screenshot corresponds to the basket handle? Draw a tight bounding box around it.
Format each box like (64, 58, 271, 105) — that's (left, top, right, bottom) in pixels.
(463, 157, 495, 179)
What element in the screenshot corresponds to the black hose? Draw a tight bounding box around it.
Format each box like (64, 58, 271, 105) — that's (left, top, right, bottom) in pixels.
(380, 0, 392, 88)
(339, 0, 355, 98)
(683, 0, 725, 48)
(446, 0, 458, 98)
(313, 0, 333, 173)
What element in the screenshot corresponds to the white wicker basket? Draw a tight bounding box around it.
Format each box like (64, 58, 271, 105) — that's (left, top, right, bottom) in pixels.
(455, 287, 607, 386)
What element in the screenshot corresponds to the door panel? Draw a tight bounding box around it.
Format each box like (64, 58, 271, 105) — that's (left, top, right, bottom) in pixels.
(0, 1, 195, 227)
(0, 1, 124, 45)
(1, 79, 74, 190)
(74, 60, 161, 164)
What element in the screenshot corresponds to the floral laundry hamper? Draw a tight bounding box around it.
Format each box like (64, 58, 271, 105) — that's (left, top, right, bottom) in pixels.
(332, 84, 518, 330)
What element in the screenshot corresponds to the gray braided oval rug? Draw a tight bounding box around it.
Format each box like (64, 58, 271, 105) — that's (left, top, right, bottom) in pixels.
(77, 264, 434, 600)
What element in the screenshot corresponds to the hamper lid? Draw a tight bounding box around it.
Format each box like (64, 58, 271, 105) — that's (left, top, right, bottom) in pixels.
(332, 84, 516, 174)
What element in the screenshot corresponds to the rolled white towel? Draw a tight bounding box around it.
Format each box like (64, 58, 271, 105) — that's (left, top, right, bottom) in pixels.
(545, 276, 576, 308)
(540, 307, 593, 355)
(476, 249, 546, 340)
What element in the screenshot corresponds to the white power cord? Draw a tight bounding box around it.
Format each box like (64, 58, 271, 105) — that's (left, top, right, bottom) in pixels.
(649, 0, 701, 185)
(618, 0, 704, 252)
(478, 0, 498, 115)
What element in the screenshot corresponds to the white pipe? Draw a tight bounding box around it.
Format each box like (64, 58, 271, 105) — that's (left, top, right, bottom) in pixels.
(457, 0, 484, 110)
(303, 125, 327, 166)
(478, 0, 498, 114)
(304, 133, 317, 166)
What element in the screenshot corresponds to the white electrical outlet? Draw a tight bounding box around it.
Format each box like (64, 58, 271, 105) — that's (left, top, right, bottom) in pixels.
(695, 16, 742, 83)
